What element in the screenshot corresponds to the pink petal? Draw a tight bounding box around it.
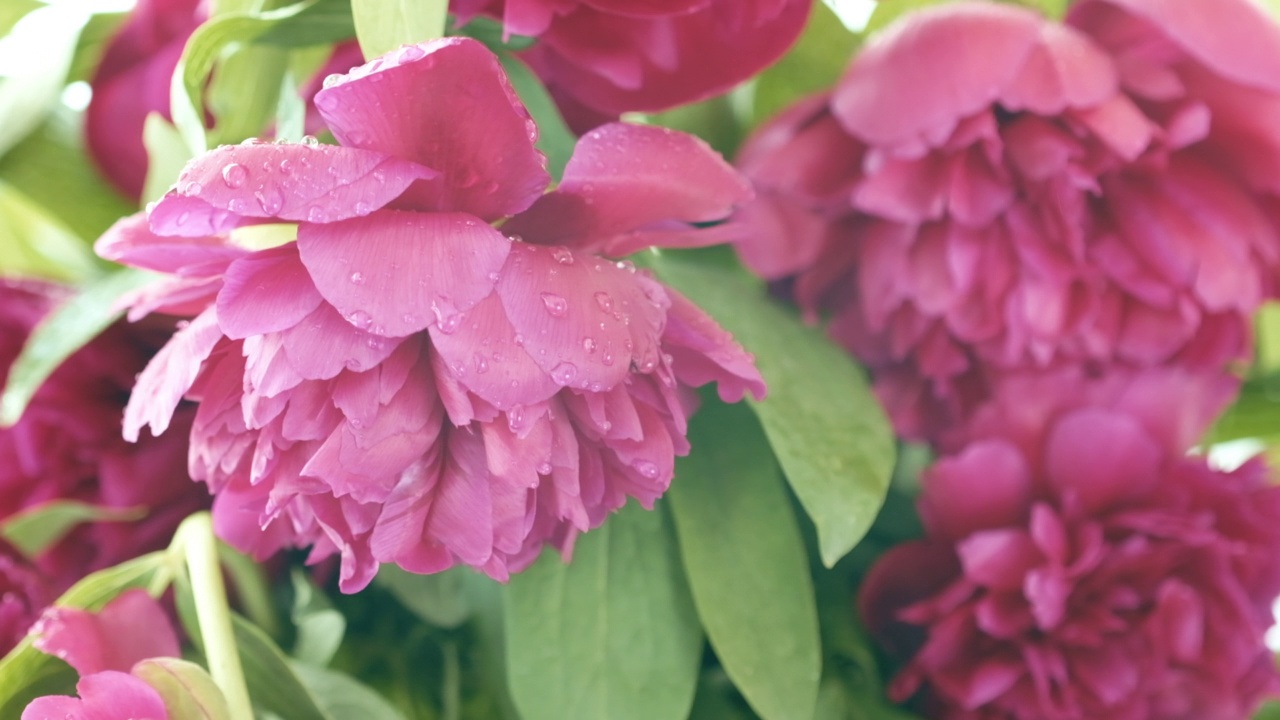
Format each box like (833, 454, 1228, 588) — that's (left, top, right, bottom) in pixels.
(661, 289, 765, 402)
(271, 303, 405, 383)
(504, 123, 751, 253)
(149, 143, 438, 237)
(493, 243, 667, 393)
(22, 670, 170, 720)
(428, 292, 561, 408)
(31, 589, 178, 675)
(957, 528, 1042, 590)
(123, 309, 224, 441)
(998, 22, 1117, 114)
(216, 244, 324, 339)
(315, 38, 549, 221)
(920, 440, 1033, 540)
(832, 3, 1044, 150)
(1045, 407, 1161, 513)
(428, 429, 496, 566)
(296, 210, 510, 338)
(95, 213, 246, 276)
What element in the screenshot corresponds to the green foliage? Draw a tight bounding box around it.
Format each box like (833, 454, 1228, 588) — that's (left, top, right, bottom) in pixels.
(752, 1, 860, 125)
(0, 500, 143, 558)
(377, 565, 472, 629)
(0, 7, 83, 158)
(669, 399, 822, 720)
(0, 180, 102, 282)
(638, 248, 896, 568)
(351, 0, 446, 58)
(133, 658, 233, 720)
(504, 501, 702, 720)
(0, 0, 40, 39)
(291, 570, 347, 667)
(232, 614, 331, 720)
(293, 662, 409, 720)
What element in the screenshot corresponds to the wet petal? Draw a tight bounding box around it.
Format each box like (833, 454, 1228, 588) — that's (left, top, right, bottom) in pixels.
(661, 289, 766, 402)
(315, 38, 549, 221)
(505, 123, 751, 253)
(297, 210, 510, 338)
(149, 142, 437, 237)
(123, 309, 224, 441)
(96, 212, 246, 276)
(216, 244, 324, 339)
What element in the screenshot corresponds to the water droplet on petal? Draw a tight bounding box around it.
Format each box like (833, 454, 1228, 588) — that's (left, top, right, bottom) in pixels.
(350, 271, 366, 285)
(550, 362, 577, 385)
(594, 292, 613, 313)
(229, 198, 248, 213)
(255, 188, 284, 215)
(346, 310, 372, 330)
(222, 163, 247, 188)
(599, 419, 612, 432)
(474, 354, 489, 374)
(552, 247, 574, 265)
(507, 406, 526, 433)
(176, 211, 190, 226)
(431, 298, 460, 334)
(540, 292, 568, 317)
(279, 158, 294, 175)
(536, 462, 552, 475)
(182, 180, 203, 195)
(632, 460, 660, 479)
(397, 44, 426, 62)
(582, 337, 596, 353)
(354, 201, 371, 214)
(302, 135, 321, 146)
(513, 333, 525, 346)
(307, 206, 328, 223)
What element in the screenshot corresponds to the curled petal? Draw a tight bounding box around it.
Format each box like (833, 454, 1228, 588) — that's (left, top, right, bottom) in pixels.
(296, 210, 510, 338)
(31, 589, 178, 675)
(149, 143, 437, 237)
(505, 123, 751, 253)
(661, 289, 766, 402)
(315, 38, 549, 221)
(22, 671, 170, 720)
(124, 309, 223, 441)
(96, 213, 246, 276)
(216, 244, 323, 339)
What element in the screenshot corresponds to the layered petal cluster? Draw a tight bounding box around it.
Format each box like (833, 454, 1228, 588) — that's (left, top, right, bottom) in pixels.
(452, 0, 812, 127)
(860, 399, 1280, 720)
(734, 0, 1280, 443)
(87, 0, 205, 199)
(0, 281, 206, 596)
(105, 37, 763, 592)
(23, 590, 226, 720)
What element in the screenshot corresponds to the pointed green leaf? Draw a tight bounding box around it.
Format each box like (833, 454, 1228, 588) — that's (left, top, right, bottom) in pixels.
(351, 0, 445, 59)
(134, 658, 233, 720)
(0, 180, 102, 282)
(0, 6, 85, 158)
(0, 552, 168, 717)
(376, 564, 470, 629)
(668, 399, 821, 720)
(1, 266, 157, 426)
(1, 500, 145, 558)
(290, 569, 345, 667)
(292, 663, 407, 720)
(232, 614, 329, 720)
(504, 501, 702, 720)
(637, 249, 895, 567)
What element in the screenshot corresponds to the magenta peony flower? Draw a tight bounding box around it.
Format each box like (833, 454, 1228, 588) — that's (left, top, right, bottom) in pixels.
(452, 0, 812, 128)
(101, 37, 764, 592)
(860, 403, 1280, 720)
(23, 590, 184, 720)
(734, 0, 1280, 444)
(0, 540, 51, 656)
(86, 0, 206, 200)
(0, 281, 207, 593)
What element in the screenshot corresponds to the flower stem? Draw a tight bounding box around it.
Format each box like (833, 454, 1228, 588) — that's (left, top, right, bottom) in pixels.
(177, 512, 254, 719)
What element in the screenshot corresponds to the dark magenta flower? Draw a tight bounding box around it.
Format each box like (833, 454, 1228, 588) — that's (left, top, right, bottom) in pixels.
(452, 0, 813, 127)
(0, 540, 50, 657)
(0, 281, 207, 595)
(101, 37, 764, 592)
(733, 0, 1280, 444)
(861, 393, 1280, 720)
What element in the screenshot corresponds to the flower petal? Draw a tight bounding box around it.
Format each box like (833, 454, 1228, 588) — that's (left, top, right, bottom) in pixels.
(123, 308, 224, 441)
(661, 288, 766, 402)
(95, 213, 246, 276)
(1045, 407, 1161, 513)
(296, 210, 510, 338)
(23, 671, 169, 720)
(31, 589, 179, 675)
(920, 440, 1033, 540)
(149, 143, 438, 237)
(315, 38, 549, 221)
(504, 123, 751, 253)
(216, 244, 324, 339)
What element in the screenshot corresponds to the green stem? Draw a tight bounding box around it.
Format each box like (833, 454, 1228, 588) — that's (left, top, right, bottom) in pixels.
(178, 512, 254, 719)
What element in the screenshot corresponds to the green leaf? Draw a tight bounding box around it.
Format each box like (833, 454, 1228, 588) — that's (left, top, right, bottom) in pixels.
(751, 2, 859, 125)
(351, 0, 446, 59)
(0, 6, 86, 157)
(143, 113, 195, 204)
(0, 552, 169, 718)
(0, 500, 145, 558)
(504, 501, 702, 720)
(0, 0, 40, 39)
(232, 614, 330, 720)
(376, 564, 471, 629)
(255, 0, 357, 47)
(864, 0, 954, 35)
(0, 180, 102, 282)
(1, 267, 156, 426)
(668, 399, 822, 720)
(292, 662, 407, 720)
(496, 52, 576, 181)
(637, 248, 895, 567)
(0, 109, 136, 241)
(290, 569, 346, 667)
(208, 44, 288, 145)
(133, 658, 233, 720)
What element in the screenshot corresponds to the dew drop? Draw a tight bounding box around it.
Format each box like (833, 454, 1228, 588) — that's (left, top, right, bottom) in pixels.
(594, 292, 613, 313)
(221, 163, 247, 188)
(372, 169, 386, 183)
(255, 188, 284, 215)
(599, 419, 612, 432)
(346, 310, 373, 330)
(176, 211, 190, 226)
(182, 180, 203, 195)
(601, 350, 615, 366)
(536, 462, 553, 475)
(344, 357, 366, 371)
(550, 362, 578, 385)
(354, 201, 371, 215)
(365, 336, 385, 350)
(582, 337, 596, 353)
(474, 354, 489, 374)
(632, 460, 660, 479)
(431, 298, 460, 334)
(513, 333, 525, 347)
(302, 135, 321, 146)
(279, 158, 294, 175)
(552, 247, 574, 265)
(350, 271, 366, 285)
(307, 206, 328, 223)
(397, 44, 426, 62)
(228, 198, 248, 213)
(507, 406, 526, 433)
(540, 292, 568, 317)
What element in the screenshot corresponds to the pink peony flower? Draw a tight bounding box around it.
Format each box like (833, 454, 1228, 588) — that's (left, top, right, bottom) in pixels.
(23, 590, 185, 720)
(860, 403, 1280, 720)
(734, 0, 1280, 444)
(0, 281, 207, 593)
(452, 0, 813, 128)
(86, 0, 206, 200)
(101, 37, 764, 592)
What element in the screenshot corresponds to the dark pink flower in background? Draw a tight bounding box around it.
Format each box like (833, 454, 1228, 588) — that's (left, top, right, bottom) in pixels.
(452, 0, 813, 128)
(101, 37, 764, 592)
(0, 281, 207, 595)
(734, 0, 1280, 444)
(23, 590, 183, 720)
(87, 0, 206, 200)
(860, 402, 1280, 720)
(0, 541, 50, 656)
